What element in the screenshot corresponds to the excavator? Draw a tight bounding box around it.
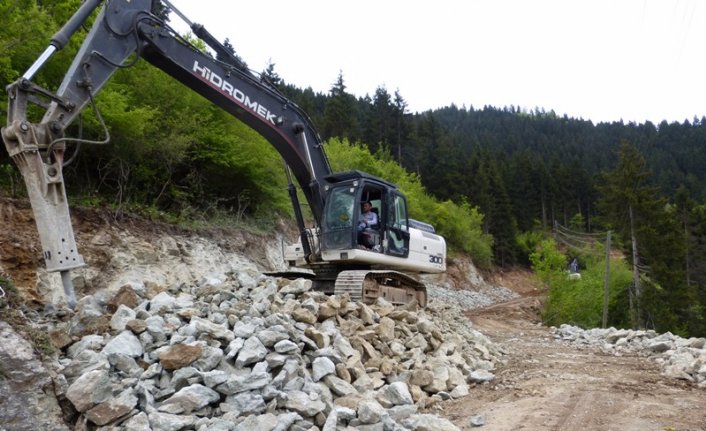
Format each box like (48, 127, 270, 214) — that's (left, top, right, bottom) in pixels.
(1, 0, 446, 309)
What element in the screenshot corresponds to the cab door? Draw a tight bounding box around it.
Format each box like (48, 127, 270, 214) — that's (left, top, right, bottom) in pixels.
(384, 192, 410, 257)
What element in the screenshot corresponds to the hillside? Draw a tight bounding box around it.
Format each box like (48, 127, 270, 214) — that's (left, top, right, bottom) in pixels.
(0, 197, 704, 431)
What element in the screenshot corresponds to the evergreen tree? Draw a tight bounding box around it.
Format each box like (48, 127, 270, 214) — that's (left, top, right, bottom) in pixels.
(392, 90, 408, 164)
(261, 60, 282, 89)
(216, 38, 247, 70)
(596, 141, 669, 329)
(363, 86, 395, 154)
(322, 71, 358, 140)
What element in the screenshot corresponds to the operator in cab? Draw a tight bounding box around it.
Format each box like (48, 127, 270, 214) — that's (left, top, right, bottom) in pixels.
(357, 201, 378, 248)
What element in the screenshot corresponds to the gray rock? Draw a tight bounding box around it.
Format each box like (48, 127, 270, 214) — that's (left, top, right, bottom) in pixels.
(256, 327, 290, 347)
(62, 349, 110, 379)
(0, 322, 70, 431)
(450, 383, 470, 398)
(158, 383, 220, 414)
(202, 370, 229, 387)
(216, 367, 272, 394)
(236, 271, 259, 290)
(67, 334, 105, 358)
(283, 390, 327, 417)
(171, 366, 201, 388)
(221, 391, 266, 414)
(468, 369, 495, 383)
(383, 381, 414, 405)
(322, 408, 338, 431)
(236, 336, 268, 367)
(323, 374, 357, 396)
(66, 369, 112, 412)
(470, 414, 485, 427)
(192, 345, 224, 372)
(402, 414, 461, 431)
(233, 321, 257, 338)
(388, 404, 418, 421)
(145, 315, 169, 345)
(224, 337, 244, 360)
(274, 339, 299, 354)
(111, 304, 137, 332)
(198, 273, 227, 289)
(358, 399, 386, 424)
(149, 411, 196, 431)
(312, 356, 336, 382)
(647, 341, 671, 353)
(424, 362, 450, 393)
(150, 292, 177, 313)
(107, 353, 142, 377)
(190, 316, 234, 342)
(279, 278, 312, 295)
(103, 330, 143, 357)
(123, 411, 151, 431)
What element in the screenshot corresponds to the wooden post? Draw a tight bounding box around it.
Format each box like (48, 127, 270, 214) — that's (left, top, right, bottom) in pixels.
(602, 230, 612, 328)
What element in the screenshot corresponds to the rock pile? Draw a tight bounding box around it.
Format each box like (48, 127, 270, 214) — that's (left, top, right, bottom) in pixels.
(49, 272, 504, 430)
(426, 282, 518, 310)
(553, 324, 706, 387)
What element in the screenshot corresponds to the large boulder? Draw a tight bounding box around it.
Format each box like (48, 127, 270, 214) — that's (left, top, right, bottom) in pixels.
(0, 321, 69, 431)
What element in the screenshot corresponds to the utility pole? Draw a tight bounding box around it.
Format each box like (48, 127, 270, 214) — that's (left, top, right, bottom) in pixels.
(602, 230, 611, 328)
(629, 205, 642, 329)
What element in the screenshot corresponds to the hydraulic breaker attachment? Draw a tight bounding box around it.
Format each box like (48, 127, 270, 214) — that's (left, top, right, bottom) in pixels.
(2, 81, 85, 309)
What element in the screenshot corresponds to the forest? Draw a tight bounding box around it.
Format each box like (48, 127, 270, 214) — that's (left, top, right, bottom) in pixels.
(1, 0, 705, 337)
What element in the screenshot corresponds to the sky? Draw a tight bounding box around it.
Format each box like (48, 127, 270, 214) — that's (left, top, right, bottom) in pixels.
(166, 0, 706, 125)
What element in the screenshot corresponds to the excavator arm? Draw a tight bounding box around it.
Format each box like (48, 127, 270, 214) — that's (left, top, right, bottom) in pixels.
(2, 0, 332, 306)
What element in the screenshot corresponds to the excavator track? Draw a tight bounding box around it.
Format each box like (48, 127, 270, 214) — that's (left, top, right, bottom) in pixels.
(334, 270, 427, 307)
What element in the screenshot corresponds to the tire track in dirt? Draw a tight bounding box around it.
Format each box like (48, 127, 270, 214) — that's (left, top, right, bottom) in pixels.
(432, 292, 706, 431)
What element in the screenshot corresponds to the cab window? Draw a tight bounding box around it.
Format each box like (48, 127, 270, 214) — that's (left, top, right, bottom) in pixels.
(324, 186, 355, 230)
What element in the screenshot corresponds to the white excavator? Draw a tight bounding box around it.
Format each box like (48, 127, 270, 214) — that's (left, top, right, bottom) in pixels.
(1, 0, 446, 309)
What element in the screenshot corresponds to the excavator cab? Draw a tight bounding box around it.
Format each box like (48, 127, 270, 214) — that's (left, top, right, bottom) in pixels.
(319, 171, 407, 257)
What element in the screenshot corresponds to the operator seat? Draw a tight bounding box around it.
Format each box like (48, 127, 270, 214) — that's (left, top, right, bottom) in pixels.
(360, 208, 380, 250)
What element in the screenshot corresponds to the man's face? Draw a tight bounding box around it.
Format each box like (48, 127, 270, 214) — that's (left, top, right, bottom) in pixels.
(363, 203, 372, 212)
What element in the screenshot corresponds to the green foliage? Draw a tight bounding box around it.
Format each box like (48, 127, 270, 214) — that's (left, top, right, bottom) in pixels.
(0, 1, 53, 85)
(530, 239, 634, 328)
(0, 163, 22, 197)
(431, 200, 493, 267)
(325, 138, 493, 265)
(529, 238, 567, 286)
(543, 254, 633, 328)
(65, 61, 290, 224)
(516, 230, 546, 264)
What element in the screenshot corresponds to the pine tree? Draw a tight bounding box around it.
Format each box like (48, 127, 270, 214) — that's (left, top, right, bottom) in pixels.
(322, 72, 358, 139)
(362, 86, 394, 153)
(596, 141, 668, 329)
(392, 90, 408, 164)
(261, 60, 282, 89)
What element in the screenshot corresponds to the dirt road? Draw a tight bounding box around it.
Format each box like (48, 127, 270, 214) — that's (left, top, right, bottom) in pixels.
(436, 292, 706, 431)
